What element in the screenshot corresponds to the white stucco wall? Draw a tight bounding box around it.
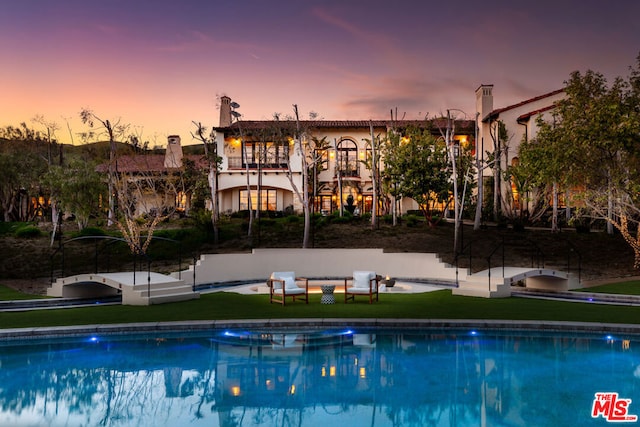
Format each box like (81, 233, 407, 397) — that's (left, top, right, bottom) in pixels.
(176, 248, 461, 286)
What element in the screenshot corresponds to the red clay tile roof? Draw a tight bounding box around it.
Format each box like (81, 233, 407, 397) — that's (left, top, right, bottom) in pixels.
(96, 154, 208, 173)
(516, 104, 557, 122)
(484, 89, 564, 122)
(215, 118, 476, 134)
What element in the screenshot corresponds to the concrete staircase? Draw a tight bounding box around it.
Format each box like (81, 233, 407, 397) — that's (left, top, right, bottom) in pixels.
(452, 277, 511, 298)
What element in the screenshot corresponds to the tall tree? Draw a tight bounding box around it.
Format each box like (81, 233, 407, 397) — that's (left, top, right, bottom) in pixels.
(361, 124, 384, 228)
(80, 109, 128, 226)
(521, 55, 640, 267)
(381, 125, 450, 227)
(437, 113, 477, 253)
(43, 159, 106, 230)
(80, 109, 183, 256)
(191, 121, 221, 244)
(109, 157, 185, 255)
(487, 120, 511, 222)
(291, 105, 312, 248)
(518, 113, 571, 232)
(308, 135, 331, 215)
(0, 126, 52, 222)
(228, 102, 253, 238)
(32, 114, 64, 244)
(275, 107, 326, 248)
(0, 146, 47, 222)
(31, 115, 60, 166)
(504, 136, 555, 226)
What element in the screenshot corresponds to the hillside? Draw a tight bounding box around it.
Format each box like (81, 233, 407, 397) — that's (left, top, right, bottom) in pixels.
(0, 218, 637, 295)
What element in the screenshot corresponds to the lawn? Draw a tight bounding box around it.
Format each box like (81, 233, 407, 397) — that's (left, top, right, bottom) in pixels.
(2, 283, 640, 330)
(0, 285, 46, 300)
(579, 280, 640, 295)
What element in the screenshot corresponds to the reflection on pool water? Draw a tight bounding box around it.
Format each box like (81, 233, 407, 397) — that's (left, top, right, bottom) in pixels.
(1, 327, 639, 426)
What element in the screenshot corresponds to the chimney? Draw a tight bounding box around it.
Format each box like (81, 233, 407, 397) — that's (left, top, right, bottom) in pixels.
(475, 84, 493, 121)
(219, 95, 232, 127)
(164, 135, 183, 169)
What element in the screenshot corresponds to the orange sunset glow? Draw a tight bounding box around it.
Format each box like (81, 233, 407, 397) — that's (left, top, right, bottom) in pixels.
(1, 0, 638, 146)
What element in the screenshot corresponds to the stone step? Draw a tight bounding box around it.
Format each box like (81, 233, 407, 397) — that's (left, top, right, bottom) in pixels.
(148, 292, 200, 304)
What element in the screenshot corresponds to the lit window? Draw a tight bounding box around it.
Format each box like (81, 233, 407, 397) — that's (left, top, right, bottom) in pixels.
(240, 189, 277, 211)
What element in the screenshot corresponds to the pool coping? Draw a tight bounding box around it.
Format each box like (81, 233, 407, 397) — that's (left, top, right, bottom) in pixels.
(3, 318, 640, 340)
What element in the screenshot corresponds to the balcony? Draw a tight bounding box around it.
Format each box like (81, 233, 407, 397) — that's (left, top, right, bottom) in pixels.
(227, 156, 289, 170)
(338, 169, 360, 178)
(336, 161, 361, 178)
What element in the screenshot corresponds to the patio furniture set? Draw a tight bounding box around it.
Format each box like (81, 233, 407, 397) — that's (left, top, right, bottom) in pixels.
(267, 271, 385, 305)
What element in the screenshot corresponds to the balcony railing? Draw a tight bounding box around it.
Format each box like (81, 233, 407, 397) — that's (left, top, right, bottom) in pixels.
(227, 156, 288, 169)
(338, 168, 360, 178)
(336, 161, 360, 177)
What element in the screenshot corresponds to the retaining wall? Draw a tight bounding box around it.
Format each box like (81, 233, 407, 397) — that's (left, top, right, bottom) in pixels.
(174, 248, 462, 285)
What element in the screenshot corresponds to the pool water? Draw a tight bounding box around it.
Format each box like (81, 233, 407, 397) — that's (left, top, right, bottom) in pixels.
(0, 328, 639, 426)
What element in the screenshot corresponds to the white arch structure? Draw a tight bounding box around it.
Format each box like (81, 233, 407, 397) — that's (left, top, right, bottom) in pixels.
(454, 266, 580, 298)
(48, 272, 199, 306)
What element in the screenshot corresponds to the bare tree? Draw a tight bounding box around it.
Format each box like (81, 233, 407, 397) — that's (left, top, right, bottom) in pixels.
(191, 121, 221, 244)
(437, 111, 470, 254)
(487, 120, 512, 222)
(31, 114, 60, 166)
(229, 102, 253, 238)
(472, 112, 485, 230)
(80, 109, 182, 256)
(80, 108, 128, 226)
(32, 114, 62, 245)
(289, 105, 314, 248)
(111, 162, 184, 255)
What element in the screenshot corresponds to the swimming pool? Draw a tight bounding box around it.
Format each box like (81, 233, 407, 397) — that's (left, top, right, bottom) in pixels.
(1, 324, 639, 426)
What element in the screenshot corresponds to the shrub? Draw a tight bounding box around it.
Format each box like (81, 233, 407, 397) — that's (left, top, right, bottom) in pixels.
(154, 229, 190, 241)
(285, 215, 301, 223)
(0, 222, 28, 236)
(404, 214, 420, 227)
(188, 209, 214, 235)
(332, 212, 353, 224)
(314, 216, 329, 227)
(77, 226, 106, 237)
(14, 225, 42, 238)
(231, 210, 250, 219)
(258, 218, 276, 227)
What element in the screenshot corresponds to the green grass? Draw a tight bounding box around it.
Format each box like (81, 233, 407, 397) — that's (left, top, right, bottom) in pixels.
(578, 280, 640, 295)
(0, 285, 46, 300)
(2, 288, 640, 330)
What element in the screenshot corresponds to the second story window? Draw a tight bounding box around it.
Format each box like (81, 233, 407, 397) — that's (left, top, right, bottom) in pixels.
(337, 139, 359, 177)
(241, 141, 290, 169)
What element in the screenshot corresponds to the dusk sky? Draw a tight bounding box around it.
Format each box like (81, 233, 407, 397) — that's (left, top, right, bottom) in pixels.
(2, 0, 639, 146)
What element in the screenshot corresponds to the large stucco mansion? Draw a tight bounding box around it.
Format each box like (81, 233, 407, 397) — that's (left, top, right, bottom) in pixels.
(210, 95, 476, 216)
(118, 85, 564, 218)
(204, 86, 563, 217)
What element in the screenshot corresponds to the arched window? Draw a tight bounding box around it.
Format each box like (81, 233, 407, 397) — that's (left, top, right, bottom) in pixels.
(337, 139, 359, 177)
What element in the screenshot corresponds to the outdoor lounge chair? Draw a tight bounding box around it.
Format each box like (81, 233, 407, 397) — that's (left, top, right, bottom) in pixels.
(344, 270, 381, 304)
(268, 271, 309, 305)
